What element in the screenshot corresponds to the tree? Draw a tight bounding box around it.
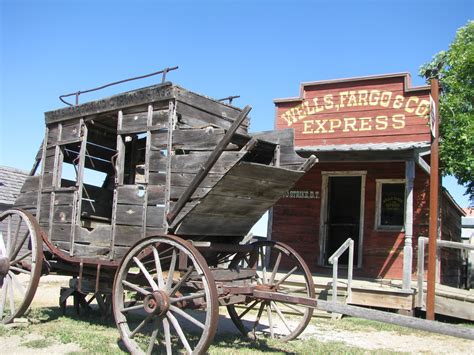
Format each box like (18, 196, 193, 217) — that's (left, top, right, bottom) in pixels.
(419, 21, 474, 204)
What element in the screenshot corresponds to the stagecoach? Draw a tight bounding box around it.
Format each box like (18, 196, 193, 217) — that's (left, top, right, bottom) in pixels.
(0, 69, 319, 354)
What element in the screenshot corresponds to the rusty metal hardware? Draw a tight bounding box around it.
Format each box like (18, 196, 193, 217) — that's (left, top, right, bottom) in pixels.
(59, 66, 179, 106)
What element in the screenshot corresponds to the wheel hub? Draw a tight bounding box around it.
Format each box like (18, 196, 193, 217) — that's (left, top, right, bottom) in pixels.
(0, 256, 9, 278)
(144, 290, 170, 317)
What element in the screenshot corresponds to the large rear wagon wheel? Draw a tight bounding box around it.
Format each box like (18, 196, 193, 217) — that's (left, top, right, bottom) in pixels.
(113, 235, 218, 355)
(227, 241, 314, 341)
(0, 209, 43, 324)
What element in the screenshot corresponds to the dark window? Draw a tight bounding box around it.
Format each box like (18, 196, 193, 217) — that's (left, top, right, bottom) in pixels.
(379, 183, 405, 227)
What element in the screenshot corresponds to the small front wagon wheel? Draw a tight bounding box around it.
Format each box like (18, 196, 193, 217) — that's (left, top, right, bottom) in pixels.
(0, 209, 43, 324)
(113, 235, 219, 355)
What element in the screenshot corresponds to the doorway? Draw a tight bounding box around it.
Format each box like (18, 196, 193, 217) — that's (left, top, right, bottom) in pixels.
(320, 172, 365, 267)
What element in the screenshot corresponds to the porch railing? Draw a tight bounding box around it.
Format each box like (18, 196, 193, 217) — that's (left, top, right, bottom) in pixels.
(328, 238, 354, 303)
(416, 237, 474, 308)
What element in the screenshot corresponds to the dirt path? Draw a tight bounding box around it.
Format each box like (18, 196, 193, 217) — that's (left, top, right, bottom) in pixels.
(1, 276, 473, 354)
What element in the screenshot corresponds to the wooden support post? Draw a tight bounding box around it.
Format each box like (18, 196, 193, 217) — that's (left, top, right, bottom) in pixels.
(427, 79, 440, 320)
(403, 159, 415, 290)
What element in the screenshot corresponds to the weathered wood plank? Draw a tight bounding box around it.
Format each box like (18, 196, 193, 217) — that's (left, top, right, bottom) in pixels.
(177, 101, 248, 135)
(119, 110, 168, 134)
(175, 214, 259, 236)
(170, 172, 222, 188)
(206, 175, 291, 201)
(116, 185, 146, 205)
(146, 206, 165, 228)
(176, 88, 248, 128)
(75, 225, 112, 247)
(149, 172, 166, 185)
(50, 223, 73, 242)
(148, 185, 166, 204)
(149, 150, 168, 171)
(14, 191, 38, 207)
(45, 83, 174, 123)
(190, 195, 273, 217)
(170, 186, 210, 200)
(171, 151, 245, 174)
(114, 225, 143, 246)
(115, 204, 144, 226)
(60, 121, 82, 142)
(171, 128, 239, 151)
(150, 131, 168, 150)
(53, 205, 74, 223)
(47, 124, 60, 145)
(52, 191, 75, 206)
(20, 176, 41, 193)
(227, 162, 304, 184)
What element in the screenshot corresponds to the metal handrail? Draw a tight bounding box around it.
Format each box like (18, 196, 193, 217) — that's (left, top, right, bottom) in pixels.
(328, 238, 354, 303)
(59, 66, 179, 106)
(417, 237, 474, 307)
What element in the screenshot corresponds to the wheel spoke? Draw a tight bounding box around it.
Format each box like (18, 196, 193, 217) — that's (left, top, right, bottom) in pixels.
(0, 233, 6, 255)
(134, 257, 159, 291)
(10, 251, 32, 266)
(10, 231, 30, 260)
(130, 313, 154, 338)
(9, 218, 22, 257)
(253, 302, 265, 335)
(9, 266, 31, 275)
(169, 305, 205, 329)
(162, 317, 172, 355)
(259, 247, 267, 284)
(269, 252, 282, 284)
(280, 301, 305, 315)
(167, 311, 192, 354)
(7, 277, 15, 315)
(170, 292, 205, 304)
(8, 272, 26, 296)
(166, 249, 177, 292)
(0, 276, 7, 318)
(122, 280, 150, 296)
(237, 300, 260, 320)
(151, 246, 165, 289)
(271, 301, 292, 333)
(266, 302, 274, 338)
(146, 318, 160, 355)
(6, 216, 12, 255)
(120, 303, 144, 313)
(169, 266, 194, 297)
(274, 266, 298, 288)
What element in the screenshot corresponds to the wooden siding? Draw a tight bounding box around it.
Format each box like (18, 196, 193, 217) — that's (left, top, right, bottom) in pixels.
(271, 161, 462, 282)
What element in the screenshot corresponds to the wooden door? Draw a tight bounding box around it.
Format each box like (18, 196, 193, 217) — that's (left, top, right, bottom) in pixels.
(325, 176, 361, 265)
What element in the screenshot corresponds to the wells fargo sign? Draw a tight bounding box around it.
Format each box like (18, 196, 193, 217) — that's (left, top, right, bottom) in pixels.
(275, 73, 431, 147)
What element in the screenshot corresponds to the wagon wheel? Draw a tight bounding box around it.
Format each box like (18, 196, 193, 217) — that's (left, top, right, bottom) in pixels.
(227, 241, 314, 341)
(0, 209, 43, 324)
(113, 235, 219, 355)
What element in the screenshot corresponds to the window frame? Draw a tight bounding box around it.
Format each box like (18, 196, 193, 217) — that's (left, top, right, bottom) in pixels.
(375, 179, 406, 231)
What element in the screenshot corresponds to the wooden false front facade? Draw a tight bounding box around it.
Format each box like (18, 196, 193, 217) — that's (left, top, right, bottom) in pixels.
(271, 73, 465, 288)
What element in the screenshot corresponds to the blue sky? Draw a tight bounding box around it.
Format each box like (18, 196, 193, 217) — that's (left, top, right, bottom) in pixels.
(0, 0, 472, 207)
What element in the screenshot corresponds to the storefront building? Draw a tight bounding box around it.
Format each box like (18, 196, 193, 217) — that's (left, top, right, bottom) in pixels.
(271, 73, 464, 287)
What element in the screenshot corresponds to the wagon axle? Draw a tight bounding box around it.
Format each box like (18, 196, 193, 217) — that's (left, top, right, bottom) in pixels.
(144, 290, 170, 317)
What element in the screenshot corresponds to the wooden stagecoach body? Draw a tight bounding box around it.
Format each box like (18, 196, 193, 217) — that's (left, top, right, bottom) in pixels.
(1, 80, 319, 354)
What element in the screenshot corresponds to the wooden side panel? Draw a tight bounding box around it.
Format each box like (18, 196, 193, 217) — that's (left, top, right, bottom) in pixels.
(174, 162, 304, 236)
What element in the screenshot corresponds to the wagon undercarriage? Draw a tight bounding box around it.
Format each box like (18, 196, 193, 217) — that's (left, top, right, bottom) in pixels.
(1, 77, 319, 354)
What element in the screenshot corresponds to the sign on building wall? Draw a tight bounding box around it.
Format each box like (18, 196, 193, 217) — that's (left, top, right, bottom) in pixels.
(275, 74, 432, 147)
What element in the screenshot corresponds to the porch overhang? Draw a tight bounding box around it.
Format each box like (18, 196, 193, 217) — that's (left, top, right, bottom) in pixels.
(296, 142, 431, 165)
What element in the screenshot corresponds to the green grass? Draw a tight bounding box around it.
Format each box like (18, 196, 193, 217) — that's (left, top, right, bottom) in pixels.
(21, 338, 54, 349)
(3, 305, 466, 354)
